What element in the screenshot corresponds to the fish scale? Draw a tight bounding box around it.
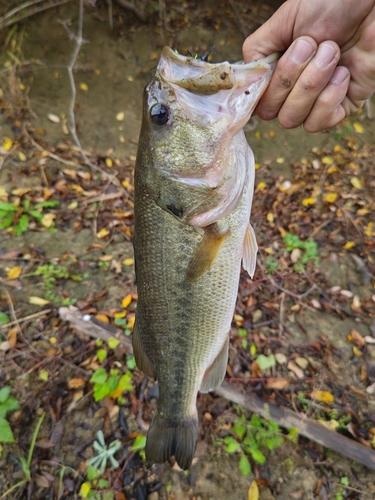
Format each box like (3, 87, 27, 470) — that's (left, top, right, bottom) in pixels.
(133, 47, 278, 469)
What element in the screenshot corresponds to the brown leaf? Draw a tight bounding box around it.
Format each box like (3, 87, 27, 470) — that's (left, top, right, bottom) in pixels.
(67, 378, 86, 389)
(7, 327, 17, 348)
(349, 328, 365, 347)
(265, 378, 289, 390)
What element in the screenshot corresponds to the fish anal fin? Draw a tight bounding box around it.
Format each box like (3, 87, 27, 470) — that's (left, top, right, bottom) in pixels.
(186, 225, 229, 282)
(242, 222, 258, 278)
(146, 412, 198, 470)
(132, 319, 155, 378)
(200, 337, 229, 393)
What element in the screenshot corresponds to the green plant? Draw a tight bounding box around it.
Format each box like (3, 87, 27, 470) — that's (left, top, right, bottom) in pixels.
(1, 412, 45, 499)
(0, 200, 59, 235)
(28, 258, 87, 305)
(90, 368, 133, 403)
(283, 232, 318, 273)
(336, 476, 350, 500)
(0, 387, 20, 443)
(264, 255, 279, 273)
(223, 413, 285, 475)
(87, 431, 121, 473)
(0, 312, 10, 325)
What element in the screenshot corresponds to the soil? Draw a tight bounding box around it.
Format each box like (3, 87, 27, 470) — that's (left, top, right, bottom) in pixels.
(0, 1, 375, 499)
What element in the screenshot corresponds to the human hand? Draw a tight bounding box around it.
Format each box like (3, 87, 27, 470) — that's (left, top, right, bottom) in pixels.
(242, 0, 375, 132)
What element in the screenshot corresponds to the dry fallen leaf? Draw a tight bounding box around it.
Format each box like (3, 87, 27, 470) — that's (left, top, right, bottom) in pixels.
(311, 390, 335, 403)
(7, 266, 22, 279)
(29, 296, 50, 306)
(248, 480, 259, 500)
(67, 378, 86, 389)
(7, 327, 17, 348)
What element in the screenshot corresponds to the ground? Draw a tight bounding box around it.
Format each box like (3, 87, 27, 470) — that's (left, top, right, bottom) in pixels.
(0, 1, 375, 499)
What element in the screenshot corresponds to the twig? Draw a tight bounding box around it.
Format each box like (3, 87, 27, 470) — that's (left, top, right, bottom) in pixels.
(58, 6, 128, 196)
(0, 0, 74, 30)
(107, 0, 113, 30)
(0, 309, 52, 333)
(59, 306, 375, 471)
(308, 218, 332, 239)
(1, 285, 22, 339)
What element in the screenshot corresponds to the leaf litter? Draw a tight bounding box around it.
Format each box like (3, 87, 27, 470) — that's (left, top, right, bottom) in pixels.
(0, 2, 375, 499)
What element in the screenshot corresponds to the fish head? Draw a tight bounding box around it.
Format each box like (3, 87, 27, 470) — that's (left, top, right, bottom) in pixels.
(137, 47, 279, 225)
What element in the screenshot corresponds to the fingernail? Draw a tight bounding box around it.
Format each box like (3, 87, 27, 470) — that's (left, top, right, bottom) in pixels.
(330, 66, 349, 85)
(313, 43, 337, 68)
(290, 39, 315, 64)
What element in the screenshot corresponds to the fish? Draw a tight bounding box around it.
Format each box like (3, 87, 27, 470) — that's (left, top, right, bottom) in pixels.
(133, 47, 278, 470)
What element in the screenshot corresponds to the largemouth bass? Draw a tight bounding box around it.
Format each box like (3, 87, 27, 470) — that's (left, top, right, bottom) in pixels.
(133, 47, 278, 469)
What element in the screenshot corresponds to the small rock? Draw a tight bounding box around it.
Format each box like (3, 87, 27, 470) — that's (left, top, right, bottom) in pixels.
(366, 382, 375, 394)
(287, 361, 305, 379)
(252, 309, 262, 323)
(340, 289, 353, 298)
(311, 298, 322, 309)
(295, 356, 309, 370)
(275, 352, 287, 364)
(290, 248, 302, 263)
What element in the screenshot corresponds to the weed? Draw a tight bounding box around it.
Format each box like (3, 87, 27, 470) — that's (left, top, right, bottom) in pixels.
(87, 431, 121, 473)
(336, 476, 350, 500)
(0, 200, 59, 236)
(90, 368, 133, 403)
(28, 258, 87, 305)
(0, 387, 20, 444)
(0, 312, 10, 325)
(223, 413, 286, 475)
(1, 412, 45, 499)
(283, 232, 318, 273)
(264, 255, 279, 273)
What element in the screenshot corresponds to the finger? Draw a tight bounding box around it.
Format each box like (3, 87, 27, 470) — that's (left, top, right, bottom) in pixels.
(303, 66, 350, 133)
(276, 41, 341, 128)
(254, 37, 318, 121)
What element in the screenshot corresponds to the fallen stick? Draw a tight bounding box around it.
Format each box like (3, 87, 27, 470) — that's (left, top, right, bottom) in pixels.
(59, 306, 375, 471)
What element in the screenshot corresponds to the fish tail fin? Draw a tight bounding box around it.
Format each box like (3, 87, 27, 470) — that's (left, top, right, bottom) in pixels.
(146, 412, 198, 470)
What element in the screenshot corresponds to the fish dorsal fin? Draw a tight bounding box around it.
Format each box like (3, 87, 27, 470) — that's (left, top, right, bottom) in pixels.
(242, 223, 258, 278)
(132, 319, 156, 379)
(186, 225, 229, 282)
(200, 336, 229, 393)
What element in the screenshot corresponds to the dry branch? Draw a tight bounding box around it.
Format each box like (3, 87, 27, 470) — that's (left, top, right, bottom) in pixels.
(59, 306, 375, 471)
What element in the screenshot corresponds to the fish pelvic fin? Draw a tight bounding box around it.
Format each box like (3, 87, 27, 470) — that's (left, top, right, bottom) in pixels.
(146, 412, 199, 470)
(200, 336, 229, 393)
(186, 224, 229, 282)
(132, 318, 156, 378)
(242, 222, 258, 278)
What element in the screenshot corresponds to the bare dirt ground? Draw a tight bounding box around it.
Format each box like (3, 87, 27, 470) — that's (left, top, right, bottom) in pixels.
(0, 1, 375, 499)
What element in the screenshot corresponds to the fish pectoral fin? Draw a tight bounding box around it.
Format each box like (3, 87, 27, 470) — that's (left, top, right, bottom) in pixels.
(242, 222, 258, 279)
(186, 225, 229, 282)
(132, 319, 156, 379)
(200, 336, 229, 393)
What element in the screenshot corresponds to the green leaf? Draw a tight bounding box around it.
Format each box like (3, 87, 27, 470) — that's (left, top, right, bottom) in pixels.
(0, 312, 10, 325)
(98, 479, 109, 488)
(28, 210, 43, 221)
(107, 337, 120, 350)
(233, 423, 246, 440)
(93, 384, 110, 402)
(90, 368, 108, 385)
(340, 477, 350, 486)
(0, 417, 15, 443)
(87, 465, 100, 480)
(250, 343, 257, 356)
(96, 349, 107, 363)
(250, 448, 266, 464)
(126, 356, 136, 369)
(14, 214, 29, 235)
(239, 453, 251, 475)
(117, 372, 133, 392)
(114, 317, 127, 326)
(0, 387, 10, 403)
(34, 200, 59, 209)
(238, 328, 247, 337)
(225, 441, 240, 454)
(241, 339, 248, 350)
(0, 396, 20, 418)
(131, 434, 146, 452)
(0, 202, 18, 212)
(256, 354, 276, 371)
(0, 215, 15, 229)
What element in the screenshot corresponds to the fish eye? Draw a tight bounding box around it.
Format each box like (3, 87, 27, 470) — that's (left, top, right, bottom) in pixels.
(150, 103, 170, 126)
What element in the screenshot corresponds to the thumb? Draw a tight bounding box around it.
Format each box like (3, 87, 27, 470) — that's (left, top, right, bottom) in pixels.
(242, 3, 296, 62)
